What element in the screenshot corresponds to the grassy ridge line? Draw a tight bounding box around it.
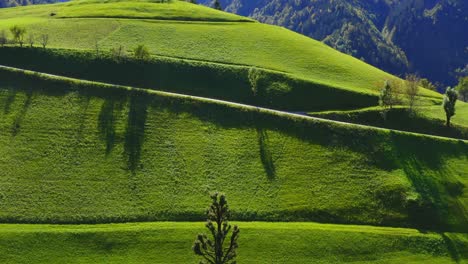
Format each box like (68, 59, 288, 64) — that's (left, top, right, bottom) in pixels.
(55, 16, 254, 22)
(0, 47, 380, 111)
(0, 64, 462, 143)
(0, 222, 466, 263)
(0, 0, 253, 22)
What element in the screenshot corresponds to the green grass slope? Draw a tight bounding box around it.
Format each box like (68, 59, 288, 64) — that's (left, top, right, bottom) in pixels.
(0, 0, 441, 109)
(1, 222, 466, 264)
(0, 67, 466, 232)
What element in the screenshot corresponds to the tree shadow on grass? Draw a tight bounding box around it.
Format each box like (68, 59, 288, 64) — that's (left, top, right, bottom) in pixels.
(2, 88, 17, 114)
(11, 87, 33, 136)
(98, 97, 125, 155)
(440, 233, 462, 264)
(124, 92, 149, 174)
(256, 127, 276, 180)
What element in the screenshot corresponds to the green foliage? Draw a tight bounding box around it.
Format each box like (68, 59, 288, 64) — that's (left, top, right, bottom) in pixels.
(133, 44, 150, 61)
(443, 87, 458, 127)
(9, 25, 26, 47)
(404, 74, 420, 114)
(193, 192, 239, 264)
(456, 77, 468, 102)
(379, 80, 401, 119)
(420, 78, 438, 92)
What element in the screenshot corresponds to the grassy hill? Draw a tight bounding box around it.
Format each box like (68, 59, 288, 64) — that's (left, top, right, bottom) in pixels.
(0, 67, 467, 231)
(0, 0, 441, 112)
(0, 0, 467, 263)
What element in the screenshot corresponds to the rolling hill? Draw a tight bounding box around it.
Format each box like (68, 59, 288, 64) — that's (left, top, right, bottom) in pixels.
(0, 0, 467, 263)
(0, 0, 441, 112)
(200, 0, 468, 87)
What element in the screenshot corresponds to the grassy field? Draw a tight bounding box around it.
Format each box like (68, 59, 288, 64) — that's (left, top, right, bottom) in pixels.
(0, 222, 466, 263)
(0, 1, 466, 262)
(0, 0, 441, 105)
(0, 67, 466, 232)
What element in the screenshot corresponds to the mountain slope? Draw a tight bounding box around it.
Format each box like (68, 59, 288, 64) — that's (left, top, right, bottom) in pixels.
(201, 0, 467, 87)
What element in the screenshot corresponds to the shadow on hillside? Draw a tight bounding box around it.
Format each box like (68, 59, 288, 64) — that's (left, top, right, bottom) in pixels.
(98, 98, 125, 155)
(391, 132, 468, 232)
(256, 127, 276, 180)
(11, 87, 33, 136)
(2, 88, 17, 114)
(124, 93, 149, 174)
(441, 233, 462, 263)
(2, 67, 467, 229)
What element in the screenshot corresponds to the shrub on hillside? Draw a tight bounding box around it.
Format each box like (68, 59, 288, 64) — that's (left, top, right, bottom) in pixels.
(110, 45, 126, 62)
(133, 44, 150, 61)
(404, 74, 420, 115)
(456, 77, 468, 102)
(379, 80, 401, 119)
(39, 34, 49, 49)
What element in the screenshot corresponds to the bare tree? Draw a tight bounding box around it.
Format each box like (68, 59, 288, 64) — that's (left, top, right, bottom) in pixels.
(39, 34, 49, 49)
(27, 33, 34, 48)
(404, 74, 420, 115)
(10, 25, 26, 47)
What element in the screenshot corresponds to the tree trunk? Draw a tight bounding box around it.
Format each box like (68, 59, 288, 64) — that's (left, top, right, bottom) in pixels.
(446, 115, 451, 128)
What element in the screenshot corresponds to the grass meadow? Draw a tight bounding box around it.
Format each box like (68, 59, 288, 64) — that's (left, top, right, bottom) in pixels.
(0, 222, 466, 263)
(0, 1, 466, 263)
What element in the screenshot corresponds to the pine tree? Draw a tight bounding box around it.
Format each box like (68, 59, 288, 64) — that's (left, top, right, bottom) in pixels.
(193, 192, 239, 264)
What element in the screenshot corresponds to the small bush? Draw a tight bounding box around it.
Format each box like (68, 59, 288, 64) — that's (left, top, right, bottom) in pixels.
(133, 44, 150, 61)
